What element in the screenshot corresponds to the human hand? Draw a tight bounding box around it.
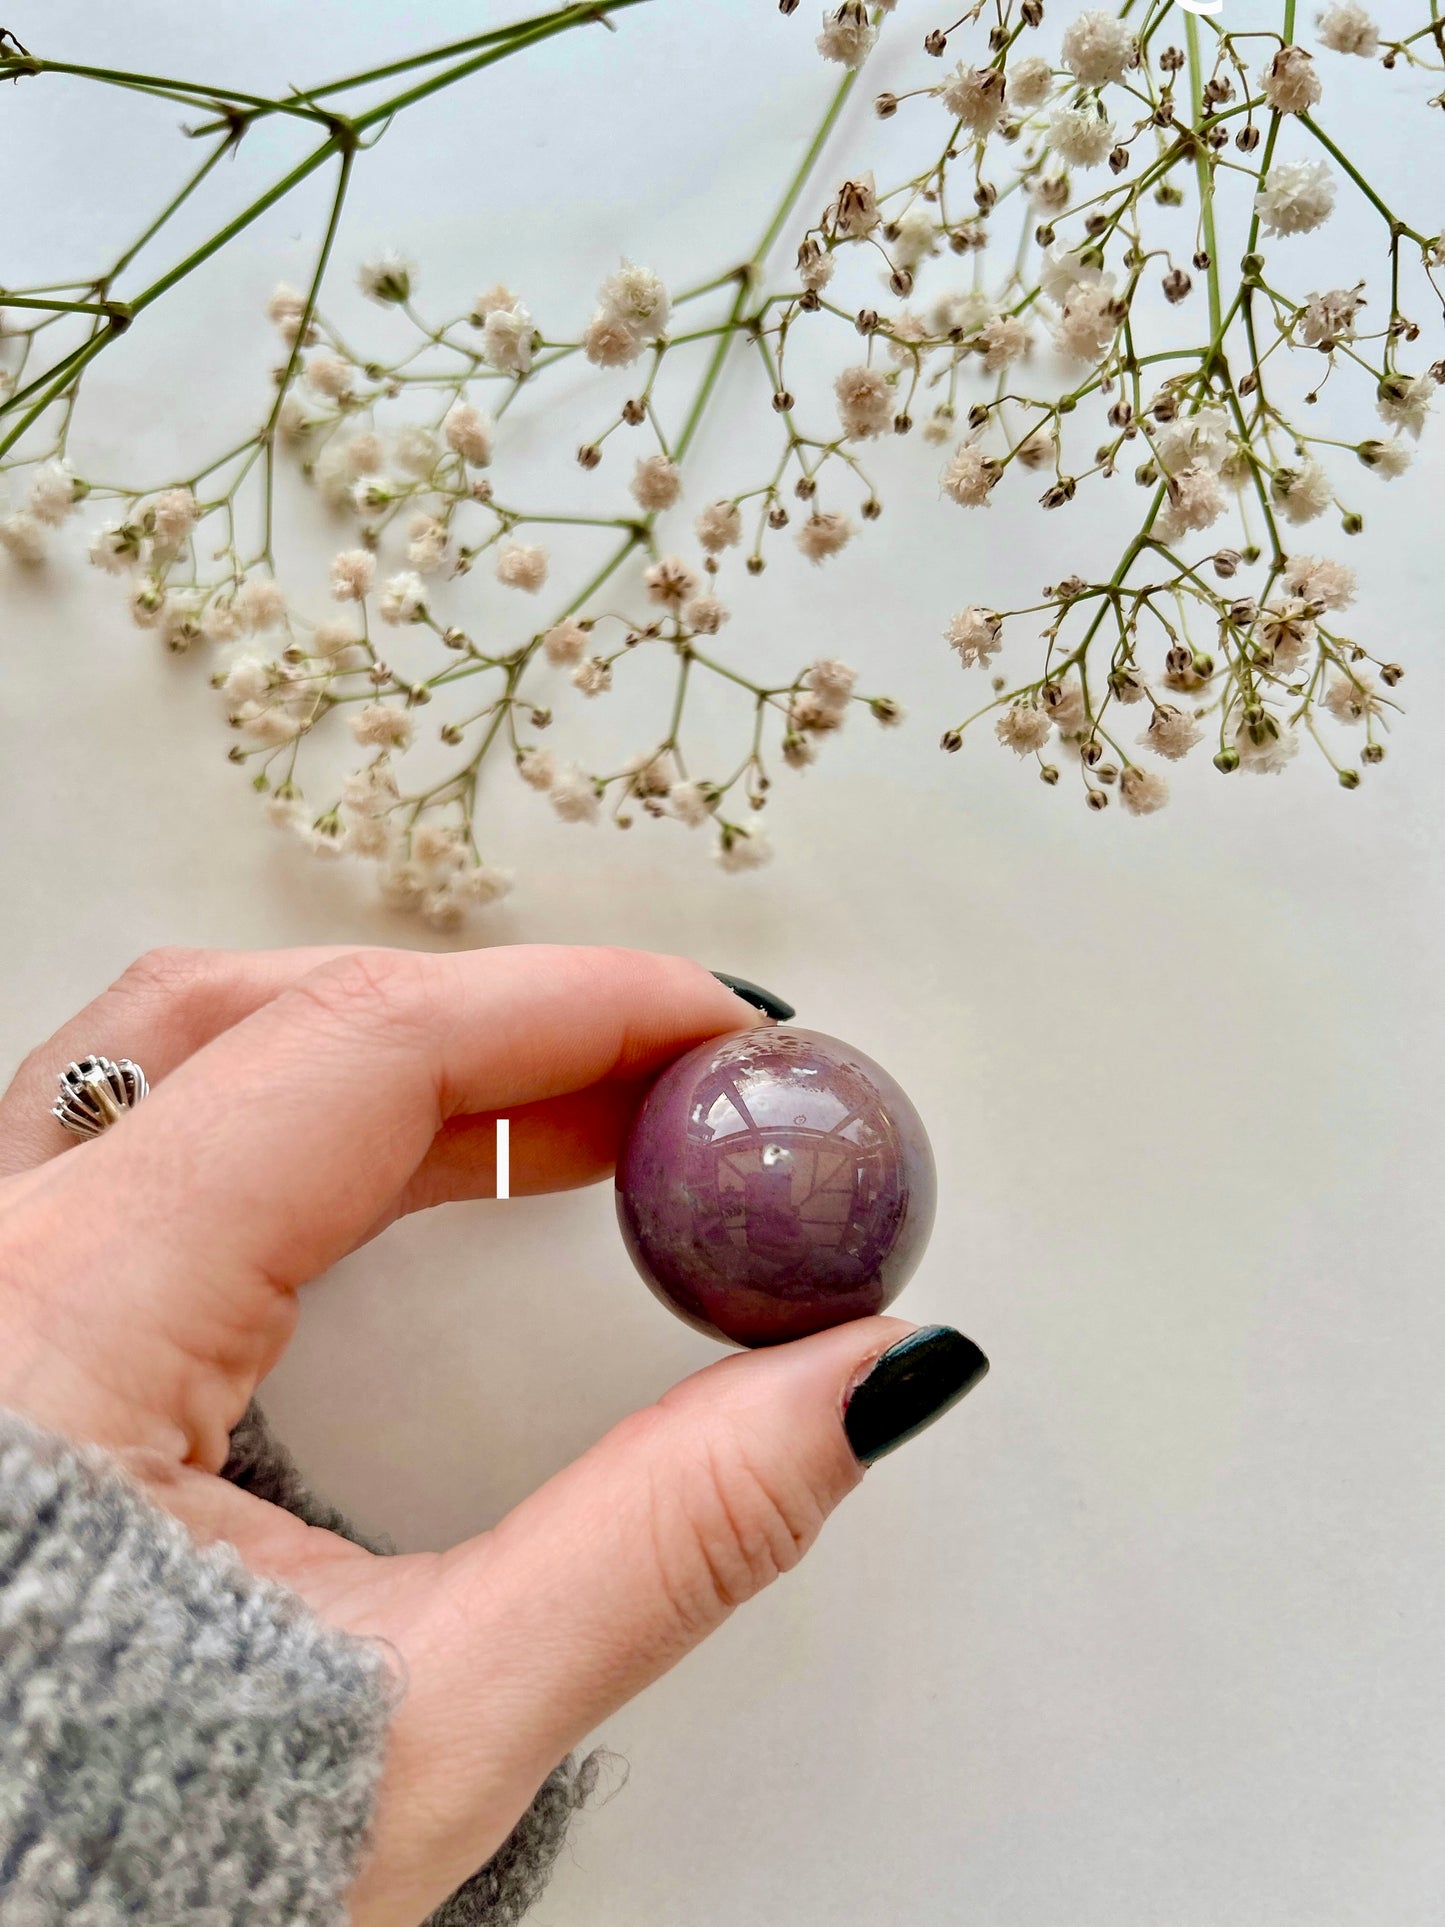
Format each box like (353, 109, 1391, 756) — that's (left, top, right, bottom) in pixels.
(0, 943, 986, 1925)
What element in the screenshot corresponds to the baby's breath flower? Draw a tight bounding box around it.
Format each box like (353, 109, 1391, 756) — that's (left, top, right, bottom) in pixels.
(1271, 459, 1333, 523)
(1119, 766, 1169, 815)
(630, 453, 683, 511)
(1053, 281, 1124, 361)
(203, 601, 242, 646)
(996, 700, 1052, 754)
(1377, 373, 1433, 439)
(221, 653, 274, 705)
(684, 592, 729, 634)
(1141, 705, 1205, 760)
(583, 312, 646, 367)
(150, 486, 198, 548)
(1256, 600, 1317, 672)
(1008, 54, 1055, 109)
(696, 499, 743, 552)
(89, 521, 139, 573)
(234, 577, 287, 632)
(358, 252, 412, 304)
(266, 789, 311, 835)
(542, 618, 588, 666)
(1060, 10, 1136, 86)
(267, 284, 307, 332)
(306, 352, 353, 401)
(937, 64, 1006, 135)
(797, 239, 836, 294)
(1357, 437, 1411, 477)
(28, 460, 81, 527)
(352, 702, 413, 751)
(444, 401, 493, 466)
(1316, 2, 1378, 56)
(1323, 669, 1378, 722)
(807, 657, 857, 704)
(889, 205, 938, 271)
(456, 863, 514, 907)
(945, 606, 1003, 667)
(127, 578, 165, 626)
(1255, 160, 1337, 236)
(550, 766, 600, 823)
(379, 571, 427, 623)
(817, 2, 877, 70)
(330, 548, 374, 602)
(1281, 554, 1356, 609)
(1044, 672, 1087, 736)
(978, 314, 1032, 371)
(1153, 408, 1230, 475)
(834, 363, 894, 439)
(1234, 710, 1300, 772)
(826, 173, 880, 239)
(518, 746, 558, 790)
(795, 509, 855, 561)
(407, 514, 447, 575)
(716, 814, 772, 871)
(571, 656, 612, 697)
(1298, 285, 1364, 349)
(597, 262, 670, 342)
(1260, 44, 1323, 113)
(479, 302, 534, 375)
(942, 442, 1001, 505)
(668, 781, 713, 827)
(1156, 463, 1226, 540)
(496, 541, 548, 592)
(644, 554, 699, 604)
(311, 617, 360, 657)
(1047, 96, 1117, 168)
(391, 424, 439, 479)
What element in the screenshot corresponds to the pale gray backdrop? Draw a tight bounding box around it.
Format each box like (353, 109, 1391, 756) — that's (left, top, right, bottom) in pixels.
(2, 4, 1442, 1923)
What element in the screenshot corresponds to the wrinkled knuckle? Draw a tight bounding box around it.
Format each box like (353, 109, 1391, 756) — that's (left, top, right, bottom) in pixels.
(111, 945, 211, 1009)
(654, 1425, 827, 1640)
(288, 948, 431, 1036)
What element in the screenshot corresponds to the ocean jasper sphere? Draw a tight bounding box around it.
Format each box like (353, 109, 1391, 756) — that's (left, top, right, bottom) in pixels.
(616, 1026, 936, 1346)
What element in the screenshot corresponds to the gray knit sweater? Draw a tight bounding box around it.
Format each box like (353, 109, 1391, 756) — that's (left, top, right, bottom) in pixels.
(0, 1404, 596, 1925)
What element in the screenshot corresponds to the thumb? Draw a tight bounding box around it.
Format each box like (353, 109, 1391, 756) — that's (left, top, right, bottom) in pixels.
(356, 1319, 987, 1924)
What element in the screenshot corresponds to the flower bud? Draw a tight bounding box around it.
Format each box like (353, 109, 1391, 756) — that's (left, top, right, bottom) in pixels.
(577, 442, 602, 469)
(925, 28, 948, 55)
(1362, 742, 1385, 764)
(875, 91, 898, 118)
(1338, 768, 1360, 789)
(1213, 746, 1240, 772)
(940, 727, 964, 751)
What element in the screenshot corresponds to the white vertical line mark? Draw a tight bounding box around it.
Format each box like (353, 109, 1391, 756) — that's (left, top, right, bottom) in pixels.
(496, 1117, 510, 1200)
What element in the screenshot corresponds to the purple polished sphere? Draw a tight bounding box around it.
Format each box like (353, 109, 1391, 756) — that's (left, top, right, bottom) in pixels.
(615, 1026, 936, 1347)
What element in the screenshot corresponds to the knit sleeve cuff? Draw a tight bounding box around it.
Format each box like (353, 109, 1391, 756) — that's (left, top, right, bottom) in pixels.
(0, 1408, 392, 1925)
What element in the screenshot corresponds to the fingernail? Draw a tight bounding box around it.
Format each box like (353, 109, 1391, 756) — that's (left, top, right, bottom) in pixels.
(710, 971, 796, 1022)
(843, 1326, 989, 1466)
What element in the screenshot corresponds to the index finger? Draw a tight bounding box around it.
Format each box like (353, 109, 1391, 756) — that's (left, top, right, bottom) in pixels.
(21, 945, 761, 1452)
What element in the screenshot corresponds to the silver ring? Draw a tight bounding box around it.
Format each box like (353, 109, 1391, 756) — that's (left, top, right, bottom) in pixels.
(52, 1056, 150, 1139)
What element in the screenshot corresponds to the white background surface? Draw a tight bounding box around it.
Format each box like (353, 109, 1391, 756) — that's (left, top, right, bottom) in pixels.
(3, 5, 1444, 1923)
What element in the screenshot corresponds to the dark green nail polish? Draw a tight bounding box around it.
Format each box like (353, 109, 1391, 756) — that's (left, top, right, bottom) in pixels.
(843, 1326, 989, 1465)
(710, 971, 796, 1022)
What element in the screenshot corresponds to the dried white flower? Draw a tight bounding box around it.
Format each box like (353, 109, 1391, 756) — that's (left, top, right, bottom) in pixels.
(942, 442, 1001, 506)
(1271, 459, 1333, 523)
(496, 541, 548, 592)
(978, 314, 1032, 371)
(234, 576, 287, 632)
(306, 352, 353, 401)
(26, 460, 79, 527)
(1256, 600, 1317, 673)
(1377, 373, 1433, 439)
(1260, 44, 1322, 114)
(1053, 281, 1123, 361)
(1316, 3, 1378, 56)
(1119, 766, 1169, 814)
(444, 401, 493, 466)
(1357, 437, 1411, 477)
(807, 657, 858, 704)
(572, 656, 612, 697)
(826, 173, 880, 239)
(352, 703, 413, 750)
(89, 521, 138, 572)
(817, 2, 877, 69)
(1281, 554, 1356, 609)
(644, 555, 699, 604)
(406, 513, 447, 575)
(542, 617, 589, 666)
(1156, 464, 1226, 541)
(684, 592, 729, 634)
(358, 252, 412, 304)
(938, 64, 1007, 136)
(716, 814, 772, 871)
(598, 262, 670, 342)
(1153, 408, 1230, 475)
(946, 606, 1004, 667)
(550, 766, 600, 823)
(1235, 712, 1300, 773)
(480, 302, 535, 375)
(834, 363, 895, 439)
(379, 571, 427, 624)
(1322, 670, 1377, 723)
(795, 510, 855, 562)
(150, 486, 199, 547)
(583, 312, 646, 368)
(696, 499, 743, 552)
(1060, 11, 1136, 86)
(1047, 97, 1117, 168)
(1141, 705, 1205, 760)
(1009, 55, 1055, 109)
(330, 548, 375, 602)
(889, 206, 939, 271)
(996, 701, 1052, 754)
(518, 746, 557, 790)
(668, 781, 713, 826)
(630, 454, 683, 511)
(1255, 160, 1336, 236)
(1298, 285, 1364, 349)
